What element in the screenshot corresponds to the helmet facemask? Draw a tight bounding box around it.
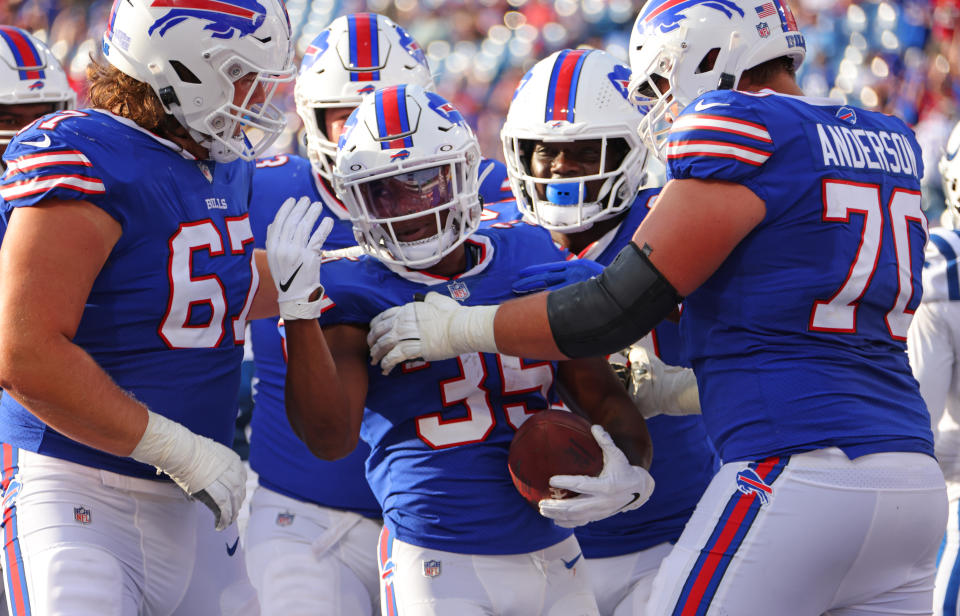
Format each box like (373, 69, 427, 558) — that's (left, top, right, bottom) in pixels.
(193, 51, 292, 162)
(504, 136, 641, 232)
(341, 158, 480, 269)
(333, 85, 482, 270)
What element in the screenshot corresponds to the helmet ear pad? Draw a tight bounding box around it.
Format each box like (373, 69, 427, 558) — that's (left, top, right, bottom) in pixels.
(333, 85, 482, 270)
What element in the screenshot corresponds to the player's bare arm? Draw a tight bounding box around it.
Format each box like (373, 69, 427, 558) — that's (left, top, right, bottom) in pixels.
(0, 199, 151, 455)
(284, 320, 368, 460)
(556, 357, 653, 469)
(249, 248, 279, 320)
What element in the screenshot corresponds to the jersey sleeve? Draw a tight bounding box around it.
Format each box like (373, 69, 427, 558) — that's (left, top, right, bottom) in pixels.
(666, 92, 775, 184)
(1, 112, 108, 208)
(317, 259, 380, 327)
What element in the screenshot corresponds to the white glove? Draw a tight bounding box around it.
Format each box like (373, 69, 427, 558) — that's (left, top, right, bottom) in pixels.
(538, 425, 655, 528)
(265, 196, 334, 321)
(130, 411, 245, 531)
(628, 345, 700, 418)
(367, 291, 499, 374)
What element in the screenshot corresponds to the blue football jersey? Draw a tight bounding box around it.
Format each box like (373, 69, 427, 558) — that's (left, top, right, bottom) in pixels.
(319, 224, 574, 554)
(0, 109, 256, 478)
(247, 153, 380, 515)
(667, 90, 932, 462)
(247, 154, 531, 516)
(567, 190, 720, 558)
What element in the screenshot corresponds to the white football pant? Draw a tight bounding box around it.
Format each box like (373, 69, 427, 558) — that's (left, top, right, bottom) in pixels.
(584, 541, 673, 616)
(646, 448, 946, 616)
(378, 527, 599, 615)
(243, 485, 380, 615)
(2, 450, 258, 615)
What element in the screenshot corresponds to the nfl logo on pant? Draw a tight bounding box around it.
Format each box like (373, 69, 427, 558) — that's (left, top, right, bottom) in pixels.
(74, 506, 91, 525)
(422, 560, 441, 578)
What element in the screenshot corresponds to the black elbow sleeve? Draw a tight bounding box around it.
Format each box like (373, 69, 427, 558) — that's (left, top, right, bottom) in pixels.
(546, 242, 682, 358)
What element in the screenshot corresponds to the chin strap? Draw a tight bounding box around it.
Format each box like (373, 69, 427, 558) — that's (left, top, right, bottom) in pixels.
(717, 31, 745, 90)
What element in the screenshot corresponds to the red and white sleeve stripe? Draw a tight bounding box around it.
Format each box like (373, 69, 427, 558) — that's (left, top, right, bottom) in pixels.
(0, 174, 106, 200)
(4, 150, 93, 176)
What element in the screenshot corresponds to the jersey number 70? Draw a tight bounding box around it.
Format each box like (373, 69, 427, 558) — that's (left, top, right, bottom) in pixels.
(809, 180, 926, 341)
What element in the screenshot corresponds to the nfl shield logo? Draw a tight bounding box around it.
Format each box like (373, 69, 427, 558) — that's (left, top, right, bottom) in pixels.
(276, 512, 295, 527)
(447, 281, 470, 301)
(197, 161, 214, 183)
(422, 559, 441, 577)
(756, 22, 770, 38)
(74, 506, 91, 525)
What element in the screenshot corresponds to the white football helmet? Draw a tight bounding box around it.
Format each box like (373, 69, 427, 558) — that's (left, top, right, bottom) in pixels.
(941, 120, 960, 225)
(0, 26, 75, 146)
(334, 84, 481, 269)
(102, 0, 295, 162)
(628, 0, 806, 159)
(501, 49, 648, 232)
(296, 13, 434, 184)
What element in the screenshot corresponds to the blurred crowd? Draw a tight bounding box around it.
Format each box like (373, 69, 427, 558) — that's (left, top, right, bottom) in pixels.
(4, 0, 959, 218)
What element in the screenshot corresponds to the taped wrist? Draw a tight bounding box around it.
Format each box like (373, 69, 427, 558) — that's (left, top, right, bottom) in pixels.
(546, 242, 682, 358)
(130, 411, 222, 493)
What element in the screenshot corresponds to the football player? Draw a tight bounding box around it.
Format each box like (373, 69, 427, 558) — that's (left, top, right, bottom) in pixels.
(0, 0, 294, 612)
(0, 24, 75, 616)
(908, 119, 960, 616)
(502, 48, 718, 616)
(266, 85, 654, 615)
(0, 26, 75, 166)
(244, 13, 516, 614)
(366, 1, 946, 613)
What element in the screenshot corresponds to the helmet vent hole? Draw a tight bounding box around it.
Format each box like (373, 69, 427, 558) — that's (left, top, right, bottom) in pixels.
(695, 48, 721, 74)
(169, 61, 201, 85)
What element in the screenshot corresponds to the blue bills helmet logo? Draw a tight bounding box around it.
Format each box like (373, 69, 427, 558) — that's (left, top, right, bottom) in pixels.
(74, 506, 92, 524)
(836, 106, 857, 125)
(147, 0, 267, 39)
(422, 559, 441, 577)
(28, 81, 44, 90)
(513, 67, 534, 101)
(637, 0, 745, 35)
(396, 24, 427, 67)
(425, 91, 466, 127)
(338, 108, 361, 150)
(607, 63, 632, 100)
(735, 468, 773, 504)
(300, 29, 331, 74)
(358, 84, 376, 94)
(390, 149, 411, 160)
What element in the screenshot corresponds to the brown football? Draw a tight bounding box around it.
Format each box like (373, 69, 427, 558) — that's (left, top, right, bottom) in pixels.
(508, 410, 604, 507)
